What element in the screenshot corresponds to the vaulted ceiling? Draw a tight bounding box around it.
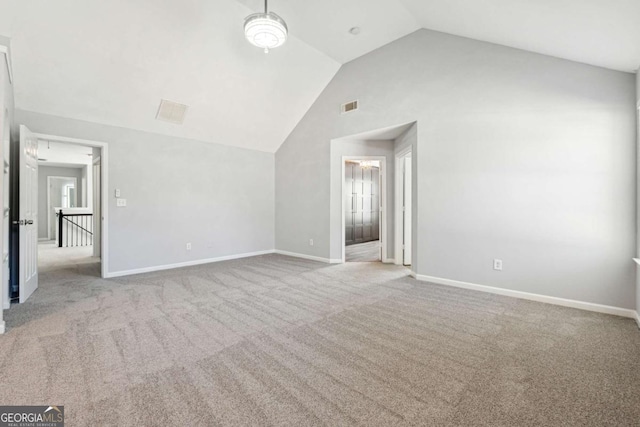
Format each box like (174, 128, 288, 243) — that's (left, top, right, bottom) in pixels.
(1, 0, 638, 153)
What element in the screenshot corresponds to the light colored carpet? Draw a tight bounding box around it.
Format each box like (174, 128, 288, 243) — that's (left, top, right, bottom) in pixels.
(345, 241, 381, 262)
(38, 241, 96, 273)
(1, 254, 639, 426)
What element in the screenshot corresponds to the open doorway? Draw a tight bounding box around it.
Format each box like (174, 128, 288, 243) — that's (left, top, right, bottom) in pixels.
(344, 159, 383, 262)
(46, 176, 79, 239)
(9, 128, 108, 305)
(37, 140, 95, 274)
(342, 156, 387, 263)
(331, 122, 416, 267)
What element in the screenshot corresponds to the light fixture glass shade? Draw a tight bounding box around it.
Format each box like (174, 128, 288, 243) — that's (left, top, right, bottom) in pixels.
(244, 12, 288, 52)
(360, 160, 376, 170)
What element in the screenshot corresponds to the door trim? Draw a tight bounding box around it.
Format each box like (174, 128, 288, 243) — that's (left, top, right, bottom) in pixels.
(341, 156, 387, 264)
(395, 147, 412, 266)
(1, 109, 9, 310)
(34, 133, 109, 279)
(0, 44, 13, 83)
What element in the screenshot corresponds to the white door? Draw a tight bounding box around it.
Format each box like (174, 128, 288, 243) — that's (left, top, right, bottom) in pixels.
(403, 156, 412, 266)
(18, 125, 38, 303)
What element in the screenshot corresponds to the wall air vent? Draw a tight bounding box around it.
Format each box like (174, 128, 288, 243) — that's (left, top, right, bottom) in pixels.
(340, 100, 359, 114)
(156, 99, 189, 125)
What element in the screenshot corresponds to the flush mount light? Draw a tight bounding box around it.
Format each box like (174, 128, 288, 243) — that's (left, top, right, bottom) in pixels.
(244, 0, 288, 54)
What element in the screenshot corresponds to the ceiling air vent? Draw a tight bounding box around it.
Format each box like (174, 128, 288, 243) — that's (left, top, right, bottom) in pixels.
(156, 99, 189, 125)
(340, 100, 359, 114)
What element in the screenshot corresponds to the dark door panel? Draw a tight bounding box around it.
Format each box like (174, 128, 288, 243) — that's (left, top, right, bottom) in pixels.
(345, 162, 380, 246)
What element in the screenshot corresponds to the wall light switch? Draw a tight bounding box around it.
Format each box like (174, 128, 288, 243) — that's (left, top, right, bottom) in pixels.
(116, 198, 127, 207)
(115, 189, 121, 197)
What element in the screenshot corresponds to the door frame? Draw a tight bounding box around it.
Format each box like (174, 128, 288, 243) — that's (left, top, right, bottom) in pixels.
(92, 156, 101, 258)
(395, 146, 412, 265)
(34, 133, 109, 278)
(46, 175, 78, 241)
(2, 109, 10, 311)
(341, 155, 387, 263)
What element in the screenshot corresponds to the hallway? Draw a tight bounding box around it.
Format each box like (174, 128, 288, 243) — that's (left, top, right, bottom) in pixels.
(38, 240, 98, 274)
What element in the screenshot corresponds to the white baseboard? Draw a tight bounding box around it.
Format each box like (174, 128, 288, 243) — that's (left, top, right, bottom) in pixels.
(274, 250, 335, 264)
(635, 311, 640, 329)
(106, 250, 276, 278)
(414, 274, 637, 319)
(0, 321, 5, 334)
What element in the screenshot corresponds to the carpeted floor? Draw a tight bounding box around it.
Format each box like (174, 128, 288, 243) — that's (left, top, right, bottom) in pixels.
(345, 241, 381, 263)
(38, 241, 96, 273)
(1, 254, 639, 426)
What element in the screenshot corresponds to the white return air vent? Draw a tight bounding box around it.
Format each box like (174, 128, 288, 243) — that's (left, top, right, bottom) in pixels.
(340, 100, 359, 114)
(156, 99, 189, 125)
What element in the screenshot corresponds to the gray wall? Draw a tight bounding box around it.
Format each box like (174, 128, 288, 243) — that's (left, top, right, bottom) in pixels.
(330, 139, 395, 261)
(16, 110, 275, 274)
(37, 166, 84, 239)
(276, 29, 637, 309)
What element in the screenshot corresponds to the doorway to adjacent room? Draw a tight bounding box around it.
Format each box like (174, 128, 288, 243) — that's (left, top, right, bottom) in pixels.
(9, 128, 108, 305)
(343, 156, 386, 263)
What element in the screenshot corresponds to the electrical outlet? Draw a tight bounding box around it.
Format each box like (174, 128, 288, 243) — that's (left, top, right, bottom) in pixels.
(309, 239, 314, 246)
(493, 259, 503, 271)
(115, 189, 121, 197)
(186, 243, 192, 251)
(116, 198, 127, 207)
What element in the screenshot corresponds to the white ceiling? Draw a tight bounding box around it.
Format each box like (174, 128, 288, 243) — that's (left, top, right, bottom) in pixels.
(240, 0, 640, 71)
(237, 0, 421, 64)
(0, 0, 638, 154)
(37, 140, 93, 168)
(0, 0, 341, 153)
(400, 0, 640, 73)
(337, 122, 415, 142)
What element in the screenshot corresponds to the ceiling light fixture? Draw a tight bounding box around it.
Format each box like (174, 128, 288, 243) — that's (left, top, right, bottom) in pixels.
(244, 0, 288, 54)
(359, 160, 376, 170)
